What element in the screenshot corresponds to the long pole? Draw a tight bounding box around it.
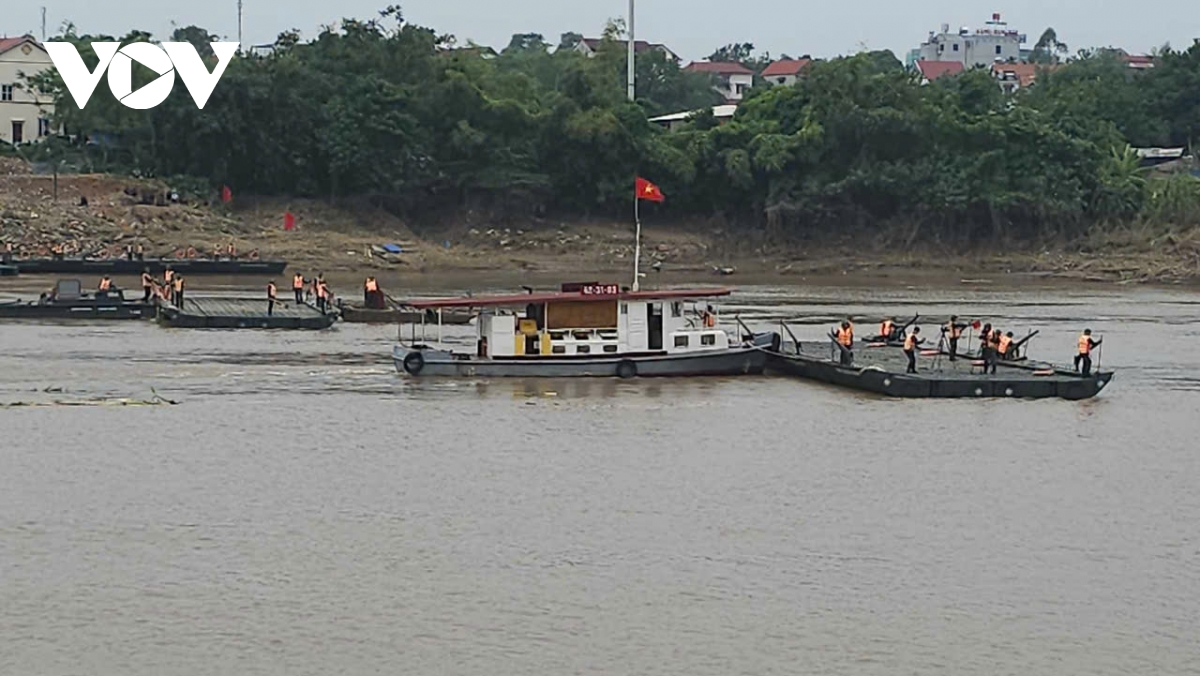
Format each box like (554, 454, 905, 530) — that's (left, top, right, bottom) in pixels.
(628, 0, 639, 291)
(237, 0, 243, 49)
(626, 0, 635, 102)
(41, 7, 46, 41)
(633, 194, 641, 291)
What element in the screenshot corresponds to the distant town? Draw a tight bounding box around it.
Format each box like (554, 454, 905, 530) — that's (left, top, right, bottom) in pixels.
(0, 12, 1161, 145)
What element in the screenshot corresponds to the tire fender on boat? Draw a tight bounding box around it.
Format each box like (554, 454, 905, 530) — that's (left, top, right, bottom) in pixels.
(616, 359, 637, 379)
(403, 351, 425, 375)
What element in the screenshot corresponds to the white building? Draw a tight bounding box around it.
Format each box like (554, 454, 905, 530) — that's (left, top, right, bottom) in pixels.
(683, 61, 755, 102)
(0, 35, 55, 144)
(760, 58, 812, 86)
(915, 14, 1026, 69)
(573, 38, 679, 63)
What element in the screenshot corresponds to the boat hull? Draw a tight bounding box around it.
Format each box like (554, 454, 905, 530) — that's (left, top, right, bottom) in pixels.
(341, 305, 473, 325)
(393, 344, 768, 378)
(766, 349, 1113, 400)
(11, 258, 287, 276)
(0, 300, 156, 320)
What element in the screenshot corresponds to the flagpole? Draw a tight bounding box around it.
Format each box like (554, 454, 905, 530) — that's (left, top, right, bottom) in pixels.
(633, 190, 641, 291)
(629, 0, 640, 291)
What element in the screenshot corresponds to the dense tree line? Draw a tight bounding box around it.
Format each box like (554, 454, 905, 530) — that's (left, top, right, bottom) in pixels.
(19, 7, 1200, 245)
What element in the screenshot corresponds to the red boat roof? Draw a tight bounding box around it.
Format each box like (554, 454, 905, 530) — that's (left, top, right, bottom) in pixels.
(406, 287, 732, 309)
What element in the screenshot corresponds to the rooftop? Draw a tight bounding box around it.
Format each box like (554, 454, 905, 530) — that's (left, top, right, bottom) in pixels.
(648, 104, 738, 124)
(761, 58, 813, 77)
(0, 35, 42, 55)
(406, 288, 733, 309)
(684, 61, 755, 76)
(915, 60, 965, 81)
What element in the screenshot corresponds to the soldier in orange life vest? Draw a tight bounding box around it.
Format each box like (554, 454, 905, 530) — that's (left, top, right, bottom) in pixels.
(135, 243, 144, 261)
(364, 276, 379, 307)
(998, 331, 1014, 361)
(1075, 328, 1103, 376)
(292, 273, 305, 303)
(903, 326, 924, 373)
(267, 280, 277, 316)
(172, 275, 185, 308)
(879, 317, 895, 342)
(835, 320, 855, 366)
(141, 268, 155, 302)
(316, 276, 330, 313)
(97, 276, 112, 293)
(944, 315, 966, 360)
(318, 279, 332, 313)
(987, 327, 1002, 373)
(702, 305, 716, 328)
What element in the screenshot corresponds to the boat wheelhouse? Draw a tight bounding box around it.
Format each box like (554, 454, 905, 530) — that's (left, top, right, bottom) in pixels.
(392, 283, 775, 378)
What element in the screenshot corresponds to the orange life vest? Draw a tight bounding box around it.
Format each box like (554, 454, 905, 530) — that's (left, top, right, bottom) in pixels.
(998, 335, 1013, 355)
(365, 279, 378, 292)
(1078, 334, 1092, 355)
(141, 273, 153, 287)
(293, 274, 304, 290)
(267, 282, 277, 299)
(836, 327, 854, 347)
(703, 312, 715, 328)
(317, 282, 328, 299)
(880, 320, 894, 338)
(904, 334, 917, 351)
(98, 278, 111, 291)
(173, 277, 184, 292)
(164, 269, 174, 283)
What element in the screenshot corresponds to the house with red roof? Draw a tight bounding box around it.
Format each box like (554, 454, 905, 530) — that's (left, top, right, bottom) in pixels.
(914, 59, 965, 84)
(761, 58, 813, 86)
(0, 35, 55, 144)
(991, 62, 1057, 93)
(573, 38, 679, 63)
(684, 61, 755, 101)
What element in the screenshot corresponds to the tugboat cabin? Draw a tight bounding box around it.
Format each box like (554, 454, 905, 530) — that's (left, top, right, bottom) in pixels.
(407, 283, 734, 358)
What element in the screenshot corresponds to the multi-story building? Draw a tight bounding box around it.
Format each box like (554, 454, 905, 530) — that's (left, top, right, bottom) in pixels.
(915, 13, 1026, 69)
(0, 35, 55, 144)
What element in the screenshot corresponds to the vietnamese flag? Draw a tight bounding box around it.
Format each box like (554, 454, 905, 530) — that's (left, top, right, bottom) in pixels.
(283, 211, 295, 231)
(220, 185, 232, 203)
(635, 177, 665, 202)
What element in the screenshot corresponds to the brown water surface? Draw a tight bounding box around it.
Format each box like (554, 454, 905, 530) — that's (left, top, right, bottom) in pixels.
(1, 281, 1197, 675)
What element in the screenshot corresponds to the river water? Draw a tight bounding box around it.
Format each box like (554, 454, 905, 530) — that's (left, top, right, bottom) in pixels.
(1, 280, 1198, 675)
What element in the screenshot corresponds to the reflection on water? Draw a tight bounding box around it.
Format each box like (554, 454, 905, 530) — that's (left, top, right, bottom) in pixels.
(1, 282, 1198, 675)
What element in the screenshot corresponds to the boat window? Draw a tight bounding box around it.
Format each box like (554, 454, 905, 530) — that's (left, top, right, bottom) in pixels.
(674, 335, 689, 348)
(702, 334, 716, 346)
(550, 331, 566, 340)
(671, 302, 682, 318)
(552, 345, 566, 354)
(603, 345, 618, 353)
(576, 345, 591, 354)
(572, 330, 591, 340)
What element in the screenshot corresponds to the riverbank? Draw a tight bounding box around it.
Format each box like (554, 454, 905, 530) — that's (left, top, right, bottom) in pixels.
(2, 171, 1197, 285)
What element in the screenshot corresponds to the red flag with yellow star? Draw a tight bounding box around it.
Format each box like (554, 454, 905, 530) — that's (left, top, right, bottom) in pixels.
(635, 177, 665, 202)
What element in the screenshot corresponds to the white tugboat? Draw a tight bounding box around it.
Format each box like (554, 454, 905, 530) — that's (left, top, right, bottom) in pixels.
(392, 283, 776, 378)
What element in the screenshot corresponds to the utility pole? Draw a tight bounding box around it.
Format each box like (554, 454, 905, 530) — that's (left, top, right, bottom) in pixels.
(40, 7, 46, 41)
(237, 0, 243, 49)
(626, 0, 635, 101)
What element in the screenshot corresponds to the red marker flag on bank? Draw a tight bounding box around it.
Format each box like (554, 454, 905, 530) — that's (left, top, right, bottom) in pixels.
(971, 320, 982, 329)
(283, 211, 295, 231)
(220, 185, 232, 203)
(635, 177, 665, 202)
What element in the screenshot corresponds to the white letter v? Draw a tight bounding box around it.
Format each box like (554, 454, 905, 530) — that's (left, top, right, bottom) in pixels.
(43, 42, 120, 109)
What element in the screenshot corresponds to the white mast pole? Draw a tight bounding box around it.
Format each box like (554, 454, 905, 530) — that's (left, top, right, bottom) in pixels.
(629, 0, 641, 291)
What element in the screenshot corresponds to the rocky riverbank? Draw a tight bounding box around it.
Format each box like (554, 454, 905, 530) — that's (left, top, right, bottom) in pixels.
(2, 169, 1198, 285)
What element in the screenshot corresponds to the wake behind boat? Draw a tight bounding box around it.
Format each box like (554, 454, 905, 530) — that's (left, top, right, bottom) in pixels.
(392, 283, 775, 378)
